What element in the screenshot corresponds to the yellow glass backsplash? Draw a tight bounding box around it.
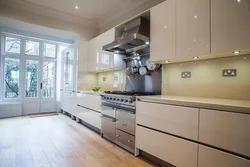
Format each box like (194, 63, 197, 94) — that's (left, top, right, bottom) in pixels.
(78, 70, 126, 92)
(162, 55, 250, 100)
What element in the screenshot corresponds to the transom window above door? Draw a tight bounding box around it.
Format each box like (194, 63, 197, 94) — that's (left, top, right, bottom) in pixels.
(44, 43, 56, 58)
(5, 37, 21, 54)
(25, 40, 40, 56)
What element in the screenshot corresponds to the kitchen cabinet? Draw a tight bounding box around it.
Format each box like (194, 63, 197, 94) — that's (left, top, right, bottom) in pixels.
(150, 0, 175, 62)
(136, 126, 198, 167)
(87, 28, 125, 72)
(176, 0, 210, 58)
(60, 91, 77, 115)
(76, 105, 101, 129)
(77, 93, 101, 112)
(136, 101, 199, 141)
(211, 0, 250, 53)
(198, 145, 250, 167)
(199, 109, 250, 157)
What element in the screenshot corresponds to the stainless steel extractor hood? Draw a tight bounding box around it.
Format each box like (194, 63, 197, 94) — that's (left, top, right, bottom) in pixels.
(103, 17, 150, 54)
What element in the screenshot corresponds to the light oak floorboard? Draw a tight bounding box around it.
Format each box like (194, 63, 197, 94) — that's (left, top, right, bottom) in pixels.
(0, 114, 155, 167)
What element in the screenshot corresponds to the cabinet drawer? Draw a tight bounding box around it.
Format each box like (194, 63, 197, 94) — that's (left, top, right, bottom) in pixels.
(136, 101, 199, 141)
(116, 110, 135, 135)
(116, 129, 135, 150)
(76, 106, 101, 129)
(198, 145, 250, 167)
(136, 126, 198, 167)
(78, 94, 101, 112)
(199, 109, 250, 157)
(101, 116, 116, 140)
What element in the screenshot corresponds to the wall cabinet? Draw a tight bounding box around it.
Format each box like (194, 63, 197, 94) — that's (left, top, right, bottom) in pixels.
(198, 145, 250, 167)
(136, 126, 198, 167)
(87, 28, 125, 72)
(176, 0, 210, 58)
(199, 109, 250, 157)
(211, 0, 250, 53)
(136, 101, 199, 141)
(150, 0, 175, 62)
(77, 40, 88, 72)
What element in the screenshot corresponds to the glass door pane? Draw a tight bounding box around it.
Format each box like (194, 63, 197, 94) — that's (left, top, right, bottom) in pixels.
(25, 60, 39, 97)
(42, 61, 55, 97)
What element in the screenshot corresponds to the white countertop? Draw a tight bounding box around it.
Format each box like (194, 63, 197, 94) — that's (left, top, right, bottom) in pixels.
(137, 95, 250, 114)
(77, 90, 103, 96)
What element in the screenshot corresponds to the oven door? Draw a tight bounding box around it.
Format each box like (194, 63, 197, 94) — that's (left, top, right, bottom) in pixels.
(101, 104, 116, 140)
(116, 109, 135, 135)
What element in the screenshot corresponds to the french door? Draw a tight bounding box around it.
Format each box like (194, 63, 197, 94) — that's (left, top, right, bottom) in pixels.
(22, 58, 56, 114)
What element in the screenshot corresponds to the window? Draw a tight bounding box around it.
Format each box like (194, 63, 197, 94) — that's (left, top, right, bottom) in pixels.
(4, 58, 20, 98)
(42, 62, 55, 97)
(5, 37, 21, 53)
(25, 40, 40, 55)
(25, 60, 39, 97)
(44, 43, 56, 58)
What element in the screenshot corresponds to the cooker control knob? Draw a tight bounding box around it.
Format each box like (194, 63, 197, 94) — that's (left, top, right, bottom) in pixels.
(129, 100, 133, 103)
(125, 100, 128, 103)
(113, 98, 116, 101)
(117, 99, 120, 101)
(107, 97, 109, 100)
(120, 99, 124, 102)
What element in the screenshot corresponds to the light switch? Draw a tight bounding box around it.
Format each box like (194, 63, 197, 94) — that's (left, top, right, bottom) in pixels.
(222, 69, 237, 77)
(182, 72, 191, 78)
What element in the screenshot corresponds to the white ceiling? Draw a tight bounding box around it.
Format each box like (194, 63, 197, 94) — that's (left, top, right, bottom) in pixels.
(0, 0, 164, 35)
(22, 0, 148, 21)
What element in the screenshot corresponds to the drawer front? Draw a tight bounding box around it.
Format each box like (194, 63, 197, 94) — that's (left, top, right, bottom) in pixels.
(199, 109, 250, 157)
(136, 101, 199, 141)
(198, 145, 250, 167)
(116, 129, 135, 150)
(76, 106, 101, 129)
(101, 116, 116, 140)
(78, 94, 101, 112)
(116, 110, 135, 135)
(136, 125, 198, 167)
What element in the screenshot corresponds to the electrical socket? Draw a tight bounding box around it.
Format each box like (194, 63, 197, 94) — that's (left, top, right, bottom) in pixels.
(182, 72, 191, 78)
(222, 69, 237, 77)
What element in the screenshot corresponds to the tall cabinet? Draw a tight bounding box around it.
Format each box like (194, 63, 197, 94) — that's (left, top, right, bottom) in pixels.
(211, 0, 250, 53)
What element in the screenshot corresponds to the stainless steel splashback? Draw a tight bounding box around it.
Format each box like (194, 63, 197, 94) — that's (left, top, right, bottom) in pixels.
(125, 70, 162, 94)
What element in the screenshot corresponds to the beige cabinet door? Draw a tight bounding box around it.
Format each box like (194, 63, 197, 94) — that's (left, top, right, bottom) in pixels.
(211, 0, 250, 53)
(199, 109, 250, 157)
(150, 0, 175, 62)
(136, 126, 198, 167)
(136, 101, 199, 141)
(198, 145, 250, 167)
(176, 0, 210, 58)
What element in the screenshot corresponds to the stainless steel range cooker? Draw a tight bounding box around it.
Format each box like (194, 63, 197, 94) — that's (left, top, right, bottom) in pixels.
(100, 91, 156, 153)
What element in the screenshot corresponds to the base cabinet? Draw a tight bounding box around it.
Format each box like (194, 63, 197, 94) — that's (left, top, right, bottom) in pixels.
(76, 106, 101, 129)
(136, 126, 198, 167)
(198, 145, 250, 167)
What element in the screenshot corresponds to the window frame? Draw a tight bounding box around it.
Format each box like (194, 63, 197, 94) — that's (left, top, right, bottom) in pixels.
(1, 34, 22, 56)
(43, 42, 58, 59)
(24, 39, 41, 57)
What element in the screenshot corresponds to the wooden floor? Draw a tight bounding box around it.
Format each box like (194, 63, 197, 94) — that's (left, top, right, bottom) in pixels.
(0, 114, 155, 167)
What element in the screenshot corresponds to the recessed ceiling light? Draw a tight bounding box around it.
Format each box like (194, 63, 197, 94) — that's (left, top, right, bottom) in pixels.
(194, 15, 198, 19)
(165, 60, 169, 63)
(193, 56, 199, 59)
(237, 0, 241, 2)
(233, 51, 240, 54)
(75, 5, 79, 9)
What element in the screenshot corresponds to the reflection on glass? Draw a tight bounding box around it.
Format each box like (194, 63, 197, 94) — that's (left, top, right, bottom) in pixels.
(26, 40, 40, 56)
(42, 62, 55, 97)
(4, 58, 20, 98)
(64, 63, 73, 96)
(25, 60, 38, 97)
(44, 43, 56, 58)
(5, 37, 21, 53)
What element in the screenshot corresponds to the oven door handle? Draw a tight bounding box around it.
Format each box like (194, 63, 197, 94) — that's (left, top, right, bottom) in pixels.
(101, 116, 116, 122)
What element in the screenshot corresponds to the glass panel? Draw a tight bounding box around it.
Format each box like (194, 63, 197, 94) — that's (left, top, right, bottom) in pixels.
(25, 60, 39, 97)
(42, 62, 55, 97)
(44, 43, 56, 58)
(4, 58, 20, 98)
(63, 63, 73, 96)
(25, 40, 40, 56)
(5, 37, 21, 53)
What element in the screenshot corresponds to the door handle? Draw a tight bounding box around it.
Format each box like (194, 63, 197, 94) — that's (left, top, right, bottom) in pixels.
(100, 116, 116, 122)
(40, 83, 43, 89)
